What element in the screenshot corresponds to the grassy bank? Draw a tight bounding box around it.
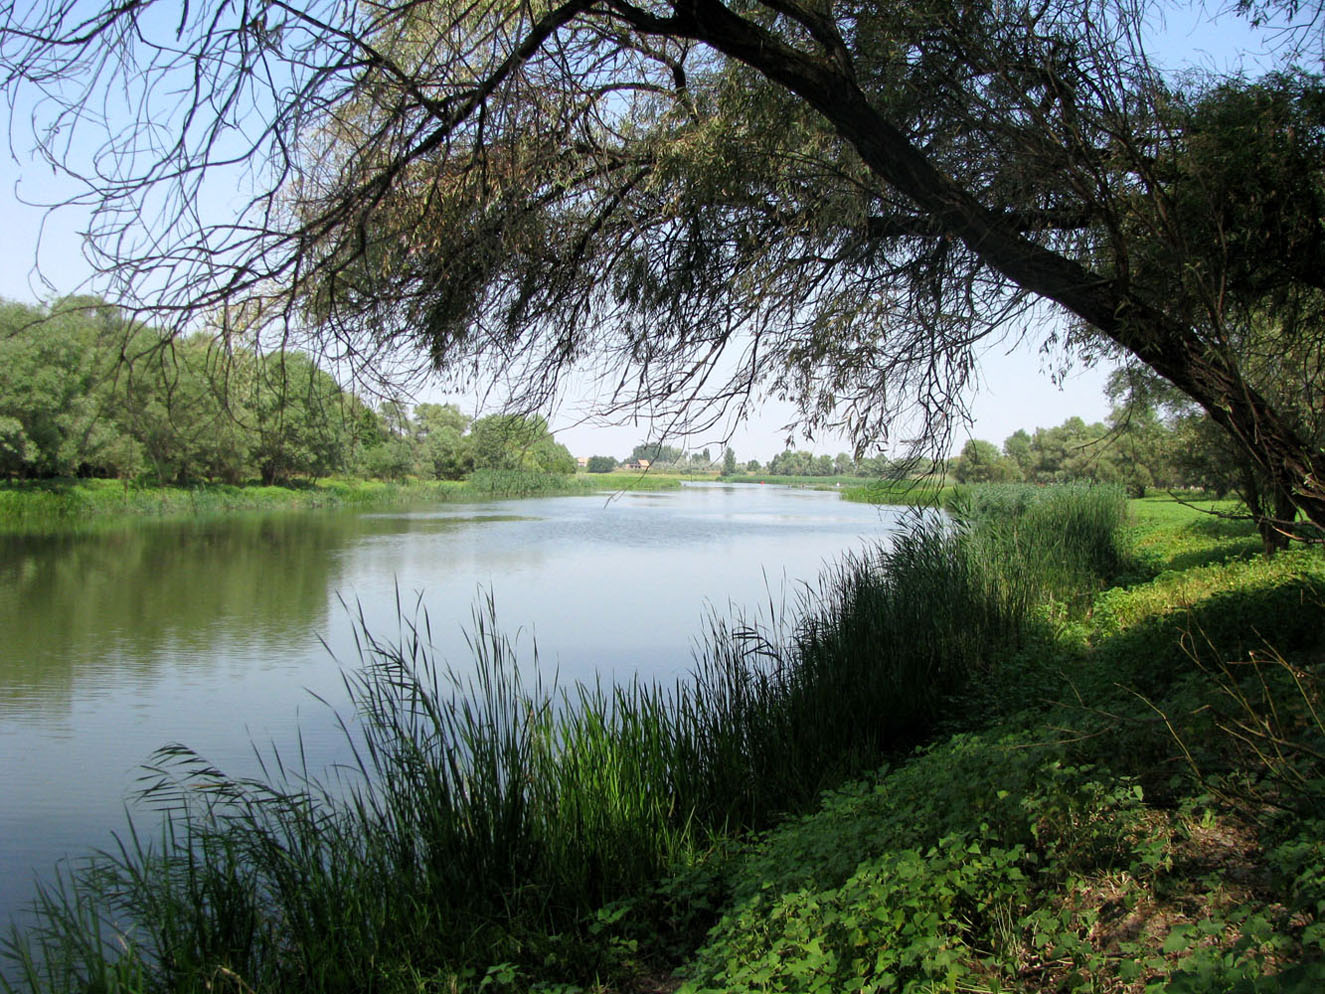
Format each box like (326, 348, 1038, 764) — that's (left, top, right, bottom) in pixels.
(843, 478, 949, 506)
(677, 495, 1325, 993)
(714, 473, 948, 505)
(4, 485, 1323, 993)
(0, 473, 681, 533)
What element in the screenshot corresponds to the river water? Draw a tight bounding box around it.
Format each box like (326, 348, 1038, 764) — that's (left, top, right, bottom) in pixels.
(0, 482, 909, 931)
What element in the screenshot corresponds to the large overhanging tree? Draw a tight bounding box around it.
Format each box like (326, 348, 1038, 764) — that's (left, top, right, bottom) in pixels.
(2, 0, 1323, 526)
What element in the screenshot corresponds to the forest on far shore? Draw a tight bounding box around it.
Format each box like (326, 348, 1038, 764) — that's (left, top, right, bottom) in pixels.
(0, 297, 577, 487)
(0, 296, 1283, 510)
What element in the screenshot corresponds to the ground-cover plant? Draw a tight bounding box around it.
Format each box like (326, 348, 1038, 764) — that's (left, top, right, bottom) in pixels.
(1, 484, 1135, 993)
(1123, 495, 1268, 575)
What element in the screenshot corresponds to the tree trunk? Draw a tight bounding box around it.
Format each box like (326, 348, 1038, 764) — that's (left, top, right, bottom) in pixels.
(655, 0, 1325, 529)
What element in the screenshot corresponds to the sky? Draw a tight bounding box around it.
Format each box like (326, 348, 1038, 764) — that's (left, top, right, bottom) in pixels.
(0, 2, 1281, 463)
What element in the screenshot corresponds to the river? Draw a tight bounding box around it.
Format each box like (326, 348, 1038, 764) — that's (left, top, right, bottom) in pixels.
(0, 482, 910, 931)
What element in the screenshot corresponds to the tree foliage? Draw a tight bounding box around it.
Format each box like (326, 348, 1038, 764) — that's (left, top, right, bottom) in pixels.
(2, 0, 1323, 528)
(952, 439, 1019, 484)
(0, 298, 532, 485)
(469, 414, 576, 474)
(630, 443, 685, 466)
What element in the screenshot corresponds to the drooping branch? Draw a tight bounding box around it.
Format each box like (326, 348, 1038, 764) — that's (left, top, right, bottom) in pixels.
(3, 0, 1323, 522)
(607, 0, 1325, 524)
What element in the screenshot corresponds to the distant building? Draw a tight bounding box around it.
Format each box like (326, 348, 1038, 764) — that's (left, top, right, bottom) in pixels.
(622, 458, 651, 470)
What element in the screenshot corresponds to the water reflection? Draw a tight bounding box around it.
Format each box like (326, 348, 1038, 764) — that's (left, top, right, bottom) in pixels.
(5, 514, 373, 714)
(0, 484, 904, 930)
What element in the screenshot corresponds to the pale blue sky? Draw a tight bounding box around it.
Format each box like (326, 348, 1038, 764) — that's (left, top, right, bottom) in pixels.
(0, 2, 1281, 461)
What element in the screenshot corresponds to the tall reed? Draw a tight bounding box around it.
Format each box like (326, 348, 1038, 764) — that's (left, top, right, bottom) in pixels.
(947, 482, 1129, 602)
(2, 485, 1129, 993)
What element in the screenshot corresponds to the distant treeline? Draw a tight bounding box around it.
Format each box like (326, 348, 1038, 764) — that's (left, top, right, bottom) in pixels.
(586, 443, 928, 478)
(948, 367, 1283, 498)
(0, 298, 574, 486)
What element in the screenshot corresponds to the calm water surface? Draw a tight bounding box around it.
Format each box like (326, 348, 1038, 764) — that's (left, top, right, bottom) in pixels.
(0, 483, 909, 929)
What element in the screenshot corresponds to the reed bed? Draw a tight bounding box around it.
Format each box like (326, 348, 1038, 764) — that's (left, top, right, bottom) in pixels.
(947, 482, 1129, 606)
(2, 484, 1129, 994)
(840, 478, 948, 506)
(464, 469, 595, 496)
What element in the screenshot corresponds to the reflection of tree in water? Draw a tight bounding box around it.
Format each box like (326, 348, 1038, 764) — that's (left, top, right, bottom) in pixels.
(0, 509, 523, 714)
(0, 512, 387, 713)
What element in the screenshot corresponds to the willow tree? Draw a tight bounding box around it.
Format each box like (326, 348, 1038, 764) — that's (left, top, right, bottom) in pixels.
(3, 0, 1323, 526)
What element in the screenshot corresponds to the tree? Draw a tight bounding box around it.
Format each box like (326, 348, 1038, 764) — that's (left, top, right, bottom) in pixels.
(855, 455, 892, 477)
(769, 450, 813, 476)
(1171, 414, 1245, 498)
(0, 296, 377, 484)
(1101, 368, 1180, 497)
(0, 415, 31, 476)
(421, 432, 473, 480)
(247, 352, 357, 485)
(469, 415, 576, 474)
(951, 439, 1018, 484)
(587, 455, 617, 473)
(722, 447, 737, 475)
(377, 400, 414, 440)
(0, 298, 122, 478)
(98, 328, 264, 485)
(1002, 431, 1033, 480)
(4, 0, 1324, 527)
(414, 403, 470, 440)
(1107, 348, 1322, 551)
(361, 437, 417, 481)
(630, 443, 684, 466)
(413, 403, 473, 479)
(1026, 417, 1119, 484)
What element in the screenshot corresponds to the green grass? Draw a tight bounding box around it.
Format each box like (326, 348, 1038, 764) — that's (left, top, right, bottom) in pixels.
(716, 473, 944, 500)
(842, 478, 950, 506)
(6, 486, 1323, 994)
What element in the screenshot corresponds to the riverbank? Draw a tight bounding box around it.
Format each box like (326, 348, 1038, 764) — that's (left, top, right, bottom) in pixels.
(0, 472, 682, 532)
(669, 497, 1325, 992)
(716, 472, 949, 505)
(3, 486, 1321, 992)
(0, 472, 943, 536)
